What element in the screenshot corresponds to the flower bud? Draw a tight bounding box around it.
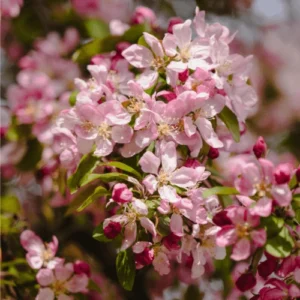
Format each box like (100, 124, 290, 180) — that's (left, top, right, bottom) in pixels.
(116, 42, 131, 54)
(257, 256, 277, 279)
(167, 17, 184, 34)
(131, 6, 156, 25)
(184, 158, 201, 169)
(135, 247, 154, 267)
(74, 260, 91, 277)
(103, 221, 122, 239)
(253, 136, 267, 159)
(208, 147, 219, 159)
(212, 211, 232, 226)
(178, 69, 189, 82)
(112, 183, 133, 204)
(274, 163, 291, 185)
(163, 232, 181, 251)
(236, 272, 256, 292)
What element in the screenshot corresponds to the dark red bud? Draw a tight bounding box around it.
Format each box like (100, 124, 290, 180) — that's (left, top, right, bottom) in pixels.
(296, 167, 300, 182)
(135, 248, 154, 267)
(178, 69, 189, 82)
(274, 164, 291, 185)
(213, 211, 232, 226)
(73, 261, 91, 277)
(167, 17, 184, 34)
(103, 221, 122, 239)
(163, 232, 181, 251)
(208, 147, 219, 159)
(184, 158, 201, 169)
(236, 273, 257, 292)
(253, 136, 267, 159)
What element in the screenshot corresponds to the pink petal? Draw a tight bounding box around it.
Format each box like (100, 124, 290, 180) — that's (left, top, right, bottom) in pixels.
(170, 167, 198, 188)
(195, 117, 223, 148)
(142, 175, 158, 194)
(137, 69, 158, 89)
(100, 101, 131, 125)
(249, 197, 272, 217)
(65, 274, 89, 293)
(272, 184, 292, 207)
(20, 230, 44, 253)
(26, 253, 43, 269)
(143, 33, 164, 57)
(111, 125, 133, 144)
(259, 158, 274, 184)
(161, 141, 177, 173)
(140, 217, 157, 237)
(139, 151, 160, 174)
(121, 222, 137, 250)
(230, 238, 251, 261)
(36, 269, 54, 286)
(122, 44, 153, 68)
(250, 229, 266, 248)
(55, 263, 73, 282)
(158, 185, 179, 203)
(216, 225, 237, 247)
(36, 288, 55, 300)
(173, 19, 192, 49)
(94, 138, 114, 157)
(184, 116, 196, 137)
(170, 214, 184, 236)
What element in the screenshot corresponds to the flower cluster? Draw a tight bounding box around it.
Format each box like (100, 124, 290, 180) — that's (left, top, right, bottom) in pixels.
(20, 230, 90, 299)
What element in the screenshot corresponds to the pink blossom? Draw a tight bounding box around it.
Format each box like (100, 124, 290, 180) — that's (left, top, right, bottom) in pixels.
(1, 0, 23, 18)
(112, 183, 133, 204)
(36, 263, 89, 300)
(216, 206, 266, 261)
(234, 158, 292, 214)
(20, 230, 63, 269)
(131, 6, 156, 25)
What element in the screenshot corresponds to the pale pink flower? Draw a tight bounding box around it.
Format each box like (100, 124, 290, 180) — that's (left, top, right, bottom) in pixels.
(103, 199, 156, 250)
(235, 158, 292, 216)
(1, 0, 23, 18)
(36, 263, 89, 300)
(216, 206, 266, 261)
(20, 230, 63, 269)
(153, 251, 170, 276)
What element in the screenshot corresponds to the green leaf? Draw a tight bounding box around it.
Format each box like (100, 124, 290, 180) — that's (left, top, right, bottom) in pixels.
(68, 153, 99, 193)
(16, 138, 43, 171)
(184, 285, 202, 300)
(6, 123, 31, 141)
(84, 19, 109, 39)
(265, 226, 295, 258)
(218, 106, 240, 142)
(137, 35, 149, 48)
(1, 195, 20, 214)
(80, 172, 128, 187)
(99, 161, 142, 179)
(65, 183, 99, 215)
(69, 91, 78, 107)
(260, 216, 285, 238)
(87, 279, 102, 293)
(77, 186, 109, 212)
(157, 216, 171, 236)
(122, 24, 146, 43)
(292, 194, 300, 201)
(202, 186, 239, 198)
(116, 249, 136, 291)
(93, 223, 111, 242)
(289, 175, 298, 189)
(1, 258, 28, 268)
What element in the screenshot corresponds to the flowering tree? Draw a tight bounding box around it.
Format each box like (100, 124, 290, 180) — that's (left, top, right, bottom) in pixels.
(1, 1, 300, 299)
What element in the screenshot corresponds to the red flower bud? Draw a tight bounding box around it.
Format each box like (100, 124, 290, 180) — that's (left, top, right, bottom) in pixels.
(112, 183, 133, 204)
(274, 164, 291, 185)
(208, 147, 219, 159)
(131, 6, 156, 25)
(167, 17, 184, 34)
(103, 221, 122, 239)
(163, 232, 181, 251)
(236, 272, 257, 292)
(73, 260, 91, 277)
(258, 256, 277, 279)
(253, 136, 267, 159)
(116, 42, 131, 54)
(135, 247, 154, 267)
(213, 211, 232, 226)
(178, 69, 189, 82)
(184, 158, 201, 169)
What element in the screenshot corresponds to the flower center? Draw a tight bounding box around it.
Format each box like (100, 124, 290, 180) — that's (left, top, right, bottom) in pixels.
(254, 181, 271, 198)
(98, 122, 111, 139)
(158, 123, 172, 137)
(157, 171, 170, 186)
(152, 57, 165, 70)
(236, 224, 250, 238)
(127, 97, 144, 114)
(53, 280, 66, 296)
(82, 121, 95, 132)
(179, 46, 191, 63)
(88, 78, 98, 91)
